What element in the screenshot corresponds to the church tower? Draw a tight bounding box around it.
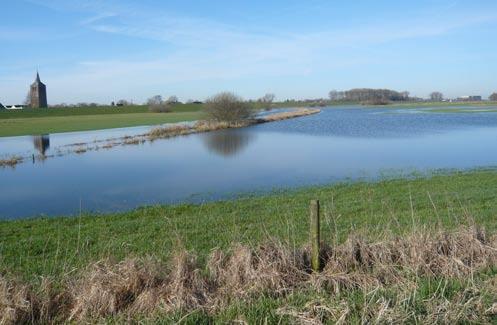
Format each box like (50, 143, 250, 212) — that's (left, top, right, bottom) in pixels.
(30, 72, 48, 108)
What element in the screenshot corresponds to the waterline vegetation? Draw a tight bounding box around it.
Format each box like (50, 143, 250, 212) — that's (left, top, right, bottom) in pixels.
(0, 156, 23, 168)
(0, 107, 320, 168)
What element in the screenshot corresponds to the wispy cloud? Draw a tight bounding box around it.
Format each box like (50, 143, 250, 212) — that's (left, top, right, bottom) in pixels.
(7, 0, 497, 103)
(80, 12, 118, 25)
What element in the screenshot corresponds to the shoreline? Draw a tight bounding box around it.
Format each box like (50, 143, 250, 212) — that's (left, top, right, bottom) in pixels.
(0, 108, 320, 168)
(1, 167, 496, 222)
(1, 169, 496, 322)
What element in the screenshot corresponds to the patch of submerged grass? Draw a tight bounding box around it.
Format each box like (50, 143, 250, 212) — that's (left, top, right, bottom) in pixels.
(0, 156, 23, 168)
(147, 108, 320, 141)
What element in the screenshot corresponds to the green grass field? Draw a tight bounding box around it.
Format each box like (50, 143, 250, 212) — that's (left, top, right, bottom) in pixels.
(1, 170, 496, 322)
(0, 104, 205, 137)
(2, 170, 496, 281)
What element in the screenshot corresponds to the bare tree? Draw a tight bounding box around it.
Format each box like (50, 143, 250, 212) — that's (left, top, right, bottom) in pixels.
(204, 92, 253, 122)
(260, 93, 275, 104)
(147, 95, 163, 105)
(166, 95, 179, 104)
(430, 92, 444, 102)
(116, 99, 130, 106)
(259, 93, 275, 110)
(147, 95, 171, 113)
(328, 90, 338, 101)
(490, 93, 497, 101)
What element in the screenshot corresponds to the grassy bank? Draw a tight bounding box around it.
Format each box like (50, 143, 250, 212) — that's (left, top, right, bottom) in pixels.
(0, 111, 205, 137)
(2, 169, 497, 280)
(0, 104, 204, 137)
(0, 102, 300, 137)
(1, 170, 497, 322)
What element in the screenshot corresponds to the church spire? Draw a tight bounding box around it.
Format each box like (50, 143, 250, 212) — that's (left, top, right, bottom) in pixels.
(30, 70, 48, 108)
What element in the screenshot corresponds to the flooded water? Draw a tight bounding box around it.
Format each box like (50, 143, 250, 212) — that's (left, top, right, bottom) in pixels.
(2, 105, 497, 219)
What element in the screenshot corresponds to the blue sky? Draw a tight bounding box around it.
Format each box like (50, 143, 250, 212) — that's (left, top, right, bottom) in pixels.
(1, 0, 496, 104)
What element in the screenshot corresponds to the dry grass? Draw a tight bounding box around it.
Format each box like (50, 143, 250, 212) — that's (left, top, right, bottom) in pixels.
(74, 147, 87, 154)
(257, 108, 320, 123)
(147, 124, 192, 140)
(146, 108, 320, 142)
(1, 226, 495, 323)
(0, 156, 23, 168)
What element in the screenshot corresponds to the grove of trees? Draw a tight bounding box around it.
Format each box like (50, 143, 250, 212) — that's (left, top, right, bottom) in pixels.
(430, 92, 444, 102)
(490, 93, 497, 101)
(329, 88, 409, 103)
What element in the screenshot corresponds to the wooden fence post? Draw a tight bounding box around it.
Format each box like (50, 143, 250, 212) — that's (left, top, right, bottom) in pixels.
(310, 200, 321, 272)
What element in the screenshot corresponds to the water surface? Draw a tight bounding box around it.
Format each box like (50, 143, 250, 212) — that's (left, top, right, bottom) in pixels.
(2, 105, 497, 219)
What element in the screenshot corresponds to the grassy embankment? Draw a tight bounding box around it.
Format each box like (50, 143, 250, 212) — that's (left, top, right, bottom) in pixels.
(1, 170, 497, 323)
(0, 104, 205, 137)
(0, 101, 304, 137)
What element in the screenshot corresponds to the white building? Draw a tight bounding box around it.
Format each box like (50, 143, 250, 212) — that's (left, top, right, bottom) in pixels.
(5, 105, 26, 110)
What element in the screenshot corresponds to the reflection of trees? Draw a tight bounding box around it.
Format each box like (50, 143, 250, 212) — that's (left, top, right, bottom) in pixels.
(203, 129, 255, 157)
(33, 135, 50, 156)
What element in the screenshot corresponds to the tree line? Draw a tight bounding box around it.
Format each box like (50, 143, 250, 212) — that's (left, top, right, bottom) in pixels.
(329, 89, 410, 104)
(329, 89, 497, 103)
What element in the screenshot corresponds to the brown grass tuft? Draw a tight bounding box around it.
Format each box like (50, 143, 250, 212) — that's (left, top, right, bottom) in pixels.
(148, 124, 192, 140)
(328, 226, 497, 279)
(0, 156, 23, 168)
(74, 147, 87, 154)
(0, 276, 35, 325)
(208, 242, 308, 301)
(257, 108, 320, 123)
(67, 258, 163, 321)
(1, 226, 495, 323)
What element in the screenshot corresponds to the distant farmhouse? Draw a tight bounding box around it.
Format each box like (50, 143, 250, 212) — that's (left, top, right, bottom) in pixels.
(5, 105, 27, 110)
(30, 72, 48, 108)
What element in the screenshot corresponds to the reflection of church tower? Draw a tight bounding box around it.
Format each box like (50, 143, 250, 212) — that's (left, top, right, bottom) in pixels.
(30, 72, 48, 108)
(33, 135, 50, 156)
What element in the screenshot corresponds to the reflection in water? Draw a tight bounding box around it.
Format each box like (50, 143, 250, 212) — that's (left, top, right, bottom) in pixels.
(203, 129, 255, 157)
(33, 135, 50, 156)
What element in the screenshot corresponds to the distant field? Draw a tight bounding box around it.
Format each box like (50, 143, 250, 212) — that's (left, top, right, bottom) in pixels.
(0, 104, 205, 137)
(3, 101, 497, 137)
(393, 101, 497, 108)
